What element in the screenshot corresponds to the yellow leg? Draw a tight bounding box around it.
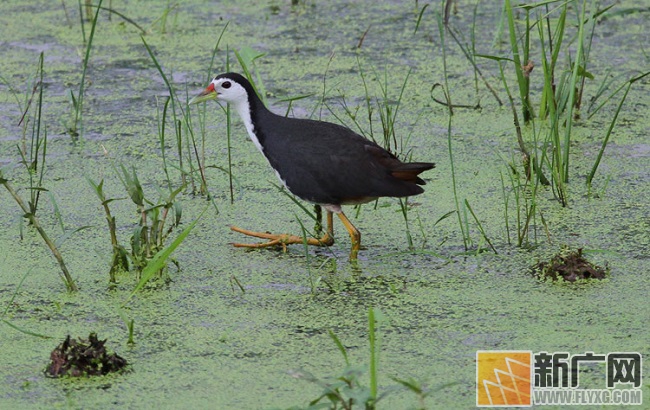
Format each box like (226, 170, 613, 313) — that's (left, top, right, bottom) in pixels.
(325, 211, 334, 242)
(229, 211, 335, 251)
(336, 211, 361, 260)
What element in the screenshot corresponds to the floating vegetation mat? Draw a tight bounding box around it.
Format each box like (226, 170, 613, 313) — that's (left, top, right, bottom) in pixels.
(45, 333, 128, 378)
(533, 248, 607, 282)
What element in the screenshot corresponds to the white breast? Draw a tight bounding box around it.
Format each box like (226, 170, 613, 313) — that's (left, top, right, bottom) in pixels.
(231, 95, 290, 191)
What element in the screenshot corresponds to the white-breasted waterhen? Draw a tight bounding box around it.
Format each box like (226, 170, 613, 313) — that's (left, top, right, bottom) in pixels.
(190, 73, 434, 260)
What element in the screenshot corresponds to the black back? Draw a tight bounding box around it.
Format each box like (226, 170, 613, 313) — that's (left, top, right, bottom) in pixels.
(221, 73, 435, 205)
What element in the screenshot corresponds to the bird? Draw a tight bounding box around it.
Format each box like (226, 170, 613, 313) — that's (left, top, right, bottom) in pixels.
(189, 72, 434, 260)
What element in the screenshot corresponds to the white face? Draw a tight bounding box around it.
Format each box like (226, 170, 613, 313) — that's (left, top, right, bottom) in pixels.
(190, 74, 261, 154)
(211, 77, 248, 104)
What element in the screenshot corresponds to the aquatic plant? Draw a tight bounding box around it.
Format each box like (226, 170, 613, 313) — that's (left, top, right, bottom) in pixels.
(143, 33, 230, 197)
(499, 156, 550, 248)
(1, 268, 51, 338)
(0, 173, 77, 292)
(287, 308, 453, 409)
(149, 1, 179, 34)
(66, 0, 102, 139)
(474, 0, 648, 207)
(533, 246, 607, 282)
(585, 71, 649, 188)
(320, 58, 432, 251)
(288, 308, 381, 409)
(116, 164, 185, 278)
(436, 0, 504, 108)
(324, 57, 415, 161)
(123, 215, 200, 306)
(1, 53, 77, 292)
(45, 332, 128, 378)
(17, 52, 47, 219)
(434, 7, 472, 252)
(195, 23, 232, 200)
(87, 176, 129, 284)
(235, 46, 269, 105)
(87, 156, 191, 286)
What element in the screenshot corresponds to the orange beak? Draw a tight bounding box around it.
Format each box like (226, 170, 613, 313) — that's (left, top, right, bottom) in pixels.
(189, 83, 217, 104)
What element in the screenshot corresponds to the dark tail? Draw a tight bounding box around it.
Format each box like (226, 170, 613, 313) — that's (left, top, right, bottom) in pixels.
(391, 162, 435, 185)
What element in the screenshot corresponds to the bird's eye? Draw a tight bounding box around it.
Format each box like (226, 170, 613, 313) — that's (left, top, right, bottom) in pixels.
(222, 81, 231, 89)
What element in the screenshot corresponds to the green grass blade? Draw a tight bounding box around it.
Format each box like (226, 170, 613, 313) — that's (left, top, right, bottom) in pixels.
(414, 3, 429, 34)
(515, 0, 566, 9)
(271, 182, 317, 221)
(504, 0, 532, 122)
(464, 199, 497, 254)
(368, 307, 378, 400)
(141, 35, 184, 185)
(234, 47, 267, 103)
(159, 96, 173, 192)
(474, 53, 513, 63)
(2, 319, 51, 339)
(3, 268, 31, 317)
(586, 71, 650, 185)
(77, 0, 86, 44)
(88, 4, 146, 34)
(561, 0, 587, 185)
(435, 9, 470, 250)
(75, 0, 103, 139)
(122, 213, 202, 306)
(206, 21, 230, 83)
(328, 330, 350, 367)
(2, 268, 52, 338)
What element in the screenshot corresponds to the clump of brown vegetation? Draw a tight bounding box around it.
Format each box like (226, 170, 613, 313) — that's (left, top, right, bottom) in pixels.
(533, 248, 607, 282)
(45, 333, 128, 378)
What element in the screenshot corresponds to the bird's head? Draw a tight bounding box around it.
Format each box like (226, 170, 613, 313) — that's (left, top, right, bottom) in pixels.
(189, 73, 250, 105)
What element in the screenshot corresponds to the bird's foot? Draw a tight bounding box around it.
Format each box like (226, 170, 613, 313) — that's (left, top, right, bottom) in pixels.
(229, 225, 334, 252)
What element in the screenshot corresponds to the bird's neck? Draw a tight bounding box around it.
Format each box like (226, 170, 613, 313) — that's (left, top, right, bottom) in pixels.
(231, 91, 272, 155)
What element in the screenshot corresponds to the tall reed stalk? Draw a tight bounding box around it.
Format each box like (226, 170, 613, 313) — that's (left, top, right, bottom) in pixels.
(436, 6, 471, 251)
(70, 0, 103, 139)
(477, 0, 636, 208)
(2, 53, 78, 291)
